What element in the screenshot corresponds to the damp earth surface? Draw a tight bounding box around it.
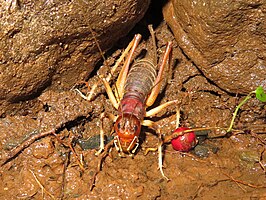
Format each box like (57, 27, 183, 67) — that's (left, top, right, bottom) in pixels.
(0, 0, 265, 199)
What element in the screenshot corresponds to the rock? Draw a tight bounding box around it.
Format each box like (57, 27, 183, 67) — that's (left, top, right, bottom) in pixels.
(163, 0, 266, 94)
(0, 0, 150, 115)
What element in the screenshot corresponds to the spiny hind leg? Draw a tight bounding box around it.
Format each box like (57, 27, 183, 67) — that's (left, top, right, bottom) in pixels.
(148, 24, 157, 65)
(142, 120, 170, 181)
(146, 41, 173, 107)
(100, 34, 142, 106)
(115, 34, 142, 99)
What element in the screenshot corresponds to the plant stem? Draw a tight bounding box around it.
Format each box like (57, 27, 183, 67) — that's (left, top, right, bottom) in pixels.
(227, 92, 255, 132)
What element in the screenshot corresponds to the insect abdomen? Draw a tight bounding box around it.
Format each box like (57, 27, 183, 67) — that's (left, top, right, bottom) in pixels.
(124, 59, 157, 103)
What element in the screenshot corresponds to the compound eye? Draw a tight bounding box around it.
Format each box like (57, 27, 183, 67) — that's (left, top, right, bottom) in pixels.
(114, 117, 124, 133)
(117, 122, 121, 130)
(133, 125, 138, 132)
(116, 122, 123, 132)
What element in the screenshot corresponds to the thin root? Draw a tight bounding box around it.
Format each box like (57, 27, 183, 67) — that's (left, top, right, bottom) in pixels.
(222, 172, 266, 190)
(30, 169, 56, 200)
(60, 151, 70, 200)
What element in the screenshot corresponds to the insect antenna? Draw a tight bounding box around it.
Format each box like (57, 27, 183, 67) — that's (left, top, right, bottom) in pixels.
(88, 25, 106, 62)
(82, 0, 106, 63)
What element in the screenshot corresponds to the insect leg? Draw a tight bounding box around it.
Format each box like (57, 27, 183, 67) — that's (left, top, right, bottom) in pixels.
(145, 99, 177, 117)
(95, 112, 117, 156)
(127, 136, 139, 154)
(101, 77, 119, 109)
(146, 41, 173, 107)
(91, 39, 135, 101)
(142, 120, 170, 180)
(113, 135, 122, 152)
(147, 24, 157, 65)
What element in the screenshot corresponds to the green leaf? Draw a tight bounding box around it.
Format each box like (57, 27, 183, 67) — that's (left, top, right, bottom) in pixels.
(255, 86, 266, 102)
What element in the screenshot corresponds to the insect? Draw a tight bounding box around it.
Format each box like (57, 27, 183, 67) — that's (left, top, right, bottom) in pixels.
(76, 25, 176, 179)
(96, 27, 175, 156)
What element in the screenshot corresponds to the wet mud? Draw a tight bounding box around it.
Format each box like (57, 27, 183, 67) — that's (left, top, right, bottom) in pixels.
(0, 0, 266, 199)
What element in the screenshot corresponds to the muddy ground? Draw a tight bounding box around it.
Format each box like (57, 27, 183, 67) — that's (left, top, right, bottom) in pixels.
(0, 1, 266, 200)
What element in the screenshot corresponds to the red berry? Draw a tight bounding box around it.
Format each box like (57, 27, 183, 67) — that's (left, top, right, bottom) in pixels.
(171, 127, 197, 152)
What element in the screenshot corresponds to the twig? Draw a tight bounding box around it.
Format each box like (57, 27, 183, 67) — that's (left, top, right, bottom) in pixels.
(0, 121, 66, 167)
(192, 183, 203, 200)
(259, 146, 266, 174)
(163, 127, 224, 143)
(67, 132, 85, 171)
(52, 130, 85, 170)
(250, 131, 266, 145)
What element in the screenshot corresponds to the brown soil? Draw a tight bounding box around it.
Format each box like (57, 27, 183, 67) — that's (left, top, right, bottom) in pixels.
(0, 1, 265, 200)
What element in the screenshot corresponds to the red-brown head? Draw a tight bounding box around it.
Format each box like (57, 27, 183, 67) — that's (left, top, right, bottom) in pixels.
(114, 114, 141, 154)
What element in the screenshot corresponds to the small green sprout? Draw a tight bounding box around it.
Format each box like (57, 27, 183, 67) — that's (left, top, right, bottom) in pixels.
(255, 86, 266, 102)
(227, 86, 266, 132)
